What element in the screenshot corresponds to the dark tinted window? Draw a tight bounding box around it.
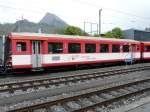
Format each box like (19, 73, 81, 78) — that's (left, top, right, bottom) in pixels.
(145, 46, 150, 52)
(112, 44, 120, 52)
(68, 43, 81, 53)
(100, 44, 109, 53)
(16, 42, 26, 51)
(48, 42, 63, 53)
(137, 46, 139, 51)
(123, 45, 129, 52)
(85, 44, 96, 53)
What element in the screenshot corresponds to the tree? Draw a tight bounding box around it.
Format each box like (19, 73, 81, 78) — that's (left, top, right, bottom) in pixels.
(105, 31, 113, 38)
(93, 34, 100, 37)
(112, 27, 123, 39)
(105, 27, 124, 39)
(64, 26, 83, 35)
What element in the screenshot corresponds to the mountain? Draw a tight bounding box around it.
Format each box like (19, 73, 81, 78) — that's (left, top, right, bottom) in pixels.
(39, 13, 68, 28)
(0, 12, 69, 35)
(13, 19, 37, 32)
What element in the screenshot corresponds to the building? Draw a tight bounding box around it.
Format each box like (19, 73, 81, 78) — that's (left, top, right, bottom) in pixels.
(123, 29, 150, 41)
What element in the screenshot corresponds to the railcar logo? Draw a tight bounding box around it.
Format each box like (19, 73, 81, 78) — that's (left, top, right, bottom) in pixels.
(71, 55, 96, 61)
(52, 56, 60, 61)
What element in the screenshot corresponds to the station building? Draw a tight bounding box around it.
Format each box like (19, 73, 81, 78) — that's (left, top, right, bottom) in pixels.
(123, 29, 150, 41)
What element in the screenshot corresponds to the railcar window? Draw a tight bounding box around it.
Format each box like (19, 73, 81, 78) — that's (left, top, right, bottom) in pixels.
(137, 46, 139, 51)
(16, 42, 26, 51)
(100, 44, 109, 53)
(145, 46, 150, 52)
(112, 44, 120, 52)
(85, 44, 96, 53)
(131, 45, 136, 52)
(123, 45, 129, 52)
(48, 43, 63, 53)
(68, 43, 81, 53)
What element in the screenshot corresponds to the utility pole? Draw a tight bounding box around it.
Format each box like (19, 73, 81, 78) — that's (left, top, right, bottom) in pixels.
(99, 9, 102, 35)
(84, 21, 85, 33)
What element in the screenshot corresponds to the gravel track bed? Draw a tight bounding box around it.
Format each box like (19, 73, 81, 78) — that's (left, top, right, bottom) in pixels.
(3, 75, 150, 112)
(0, 63, 149, 84)
(0, 69, 149, 98)
(111, 93, 150, 112)
(0, 70, 150, 111)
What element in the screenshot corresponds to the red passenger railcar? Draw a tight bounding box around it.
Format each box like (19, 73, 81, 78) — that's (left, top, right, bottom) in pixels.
(4, 32, 141, 71)
(140, 42, 150, 60)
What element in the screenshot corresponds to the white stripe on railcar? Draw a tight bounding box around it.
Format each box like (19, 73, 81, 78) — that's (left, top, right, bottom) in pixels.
(12, 55, 31, 65)
(11, 52, 141, 66)
(42, 53, 141, 64)
(143, 52, 150, 58)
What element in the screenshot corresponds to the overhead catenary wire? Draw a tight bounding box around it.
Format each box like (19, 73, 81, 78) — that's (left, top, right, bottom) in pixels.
(71, 0, 150, 21)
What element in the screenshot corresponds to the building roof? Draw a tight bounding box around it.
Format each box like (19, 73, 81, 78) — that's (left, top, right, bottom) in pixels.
(124, 28, 150, 33)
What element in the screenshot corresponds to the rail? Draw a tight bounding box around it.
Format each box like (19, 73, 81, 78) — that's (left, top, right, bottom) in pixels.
(0, 65, 149, 94)
(7, 77, 150, 112)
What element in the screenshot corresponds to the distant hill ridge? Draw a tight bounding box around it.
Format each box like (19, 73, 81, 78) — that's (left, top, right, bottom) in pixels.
(0, 12, 69, 35)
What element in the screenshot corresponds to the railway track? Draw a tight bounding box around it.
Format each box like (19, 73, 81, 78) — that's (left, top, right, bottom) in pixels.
(7, 76, 150, 112)
(0, 65, 150, 95)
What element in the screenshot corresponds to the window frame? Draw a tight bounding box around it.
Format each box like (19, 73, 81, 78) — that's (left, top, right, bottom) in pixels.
(112, 44, 121, 53)
(16, 42, 27, 52)
(85, 43, 96, 53)
(68, 43, 81, 53)
(136, 45, 140, 51)
(13, 40, 30, 55)
(145, 45, 150, 52)
(100, 44, 109, 53)
(123, 45, 130, 52)
(48, 42, 64, 54)
(131, 44, 136, 52)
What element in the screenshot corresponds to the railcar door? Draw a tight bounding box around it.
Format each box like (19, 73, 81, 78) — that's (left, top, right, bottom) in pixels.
(31, 41, 42, 68)
(131, 44, 136, 60)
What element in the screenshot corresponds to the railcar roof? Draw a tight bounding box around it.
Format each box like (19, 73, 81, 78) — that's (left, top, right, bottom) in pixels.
(10, 32, 140, 43)
(141, 41, 150, 43)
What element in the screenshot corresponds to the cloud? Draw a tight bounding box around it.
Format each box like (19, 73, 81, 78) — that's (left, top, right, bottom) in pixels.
(0, 0, 149, 32)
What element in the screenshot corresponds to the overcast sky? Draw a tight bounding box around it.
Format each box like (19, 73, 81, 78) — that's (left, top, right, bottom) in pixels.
(0, 0, 150, 33)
